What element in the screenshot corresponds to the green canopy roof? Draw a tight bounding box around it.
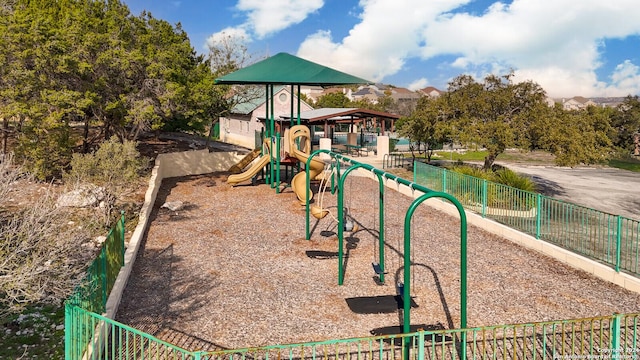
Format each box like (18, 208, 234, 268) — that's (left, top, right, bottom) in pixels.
(215, 52, 373, 86)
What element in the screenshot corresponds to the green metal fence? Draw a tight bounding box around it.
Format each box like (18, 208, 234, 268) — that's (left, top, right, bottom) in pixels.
(414, 162, 640, 275)
(64, 308, 640, 360)
(63, 166, 640, 359)
(65, 212, 126, 360)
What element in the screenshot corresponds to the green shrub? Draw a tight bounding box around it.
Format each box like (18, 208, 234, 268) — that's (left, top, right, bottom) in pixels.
(389, 138, 399, 153)
(448, 165, 536, 192)
(64, 136, 148, 225)
(450, 165, 492, 180)
(491, 168, 537, 192)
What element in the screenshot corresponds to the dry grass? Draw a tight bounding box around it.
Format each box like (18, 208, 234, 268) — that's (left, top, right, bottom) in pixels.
(116, 172, 640, 352)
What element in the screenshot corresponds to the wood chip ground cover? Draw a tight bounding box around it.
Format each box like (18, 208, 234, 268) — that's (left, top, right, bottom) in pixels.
(116, 173, 640, 352)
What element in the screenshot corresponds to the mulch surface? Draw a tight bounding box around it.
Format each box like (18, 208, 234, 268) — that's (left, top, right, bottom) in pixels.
(116, 172, 640, 352)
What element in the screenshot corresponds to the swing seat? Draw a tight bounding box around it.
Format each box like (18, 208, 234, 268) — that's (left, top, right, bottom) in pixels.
(311, 205, 329, 219)
(396, 283, 405, 298)
(372, 263, 383, 275)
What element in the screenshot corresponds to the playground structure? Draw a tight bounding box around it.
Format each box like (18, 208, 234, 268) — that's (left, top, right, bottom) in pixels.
(297, 144, 468, 340)
(226, 124, 331, 219)
(68, 151, 640, 359)
(228, 147, 261, 174)
(226, 121, 470, 335)
(64, 51, 640, 359)
(288, 125, 331, 218)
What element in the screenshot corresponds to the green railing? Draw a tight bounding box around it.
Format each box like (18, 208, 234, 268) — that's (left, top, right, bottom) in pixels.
(65, 212, 126, 360)
(414, 162, 640, 275)
(62, 179, 640, 359)
(64, 309, 640, 360)
(65, 306, 192, 360)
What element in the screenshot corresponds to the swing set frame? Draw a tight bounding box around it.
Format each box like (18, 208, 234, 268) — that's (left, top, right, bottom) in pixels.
(303, 149, 469, 337)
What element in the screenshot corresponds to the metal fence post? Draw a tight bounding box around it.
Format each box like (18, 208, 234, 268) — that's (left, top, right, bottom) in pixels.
(120, 211, 125, 265)
(413, 160, 417, 183)
(482, 179, 487, 218)
(536, 194, 542, 239)
(64, 304, 73, 360)
(611, 313, 622, 359)
(443, 170, 447, 193)
(101, 250, 107, 310)
(418, 331, 425, 360)
(616, 216, 622, 272)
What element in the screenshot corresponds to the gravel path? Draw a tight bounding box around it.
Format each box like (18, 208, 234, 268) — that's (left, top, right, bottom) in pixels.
(116, 172, 640, 352)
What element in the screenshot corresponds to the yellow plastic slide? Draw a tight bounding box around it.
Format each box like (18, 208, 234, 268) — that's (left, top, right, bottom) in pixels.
(227, 139, 272, 186)
(288, 125, 329, 218)
(226, 154, 271, 186)
(228, 147, 261, 174)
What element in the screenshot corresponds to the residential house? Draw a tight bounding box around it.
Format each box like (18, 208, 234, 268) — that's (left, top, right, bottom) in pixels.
(351, 85, 386, 104)
(389, 87, 420, 102)
(561, 96, 597, 111)
(219, 86, 314, 149)
(303, 86, 351, 104)
(417, 86, 444, 98)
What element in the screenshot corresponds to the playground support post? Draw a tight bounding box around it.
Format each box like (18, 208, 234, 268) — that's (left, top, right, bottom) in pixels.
(335, 164, 386, 285)
(303, 150, 389, 284)
(403, 191, 468, 360)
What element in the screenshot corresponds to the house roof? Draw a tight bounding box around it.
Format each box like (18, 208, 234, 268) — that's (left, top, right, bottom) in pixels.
(278, 108, 401, 124)
(352, 87, 387, 98)
(391, 87, 414, 94)
(215, 53, 373, 86)
(231, 86, 285, 114)
(419, 86, 443, 95)
(571, 96, 593, 104)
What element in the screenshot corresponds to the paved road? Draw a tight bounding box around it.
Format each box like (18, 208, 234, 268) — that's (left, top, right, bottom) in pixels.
(500, 163, 640, 220)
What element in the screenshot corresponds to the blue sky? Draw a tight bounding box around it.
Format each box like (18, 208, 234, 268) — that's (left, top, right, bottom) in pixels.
(123, 0, 640, 98)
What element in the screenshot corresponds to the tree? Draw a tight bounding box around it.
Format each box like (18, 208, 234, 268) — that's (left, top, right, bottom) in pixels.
(397, 96, 450, 162)
(316, 92, 350, 108)
(403, 72, 618, 168)
(444, 73, 549, 169)
(611, 96, 640, 154)
(199, 32, 260, 148)
(0, 0, 135, 176)
(538, 105, 614, 166)
(0, 0, 232, 176)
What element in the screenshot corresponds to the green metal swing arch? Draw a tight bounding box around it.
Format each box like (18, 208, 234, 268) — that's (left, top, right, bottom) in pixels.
(304, 149, 469, 338)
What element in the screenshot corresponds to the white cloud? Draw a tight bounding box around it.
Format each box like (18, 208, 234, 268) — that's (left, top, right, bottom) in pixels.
(605, 60, 640, 97)
(296, 0, 640, 97)
(298, 0, 468, 82)
(408, 78, 429, 91)
(237, 0, 324, 39)
(206, 26, 252, 49)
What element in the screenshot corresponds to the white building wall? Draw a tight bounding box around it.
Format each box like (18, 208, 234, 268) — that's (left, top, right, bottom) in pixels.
(220, 88, 313, 149)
